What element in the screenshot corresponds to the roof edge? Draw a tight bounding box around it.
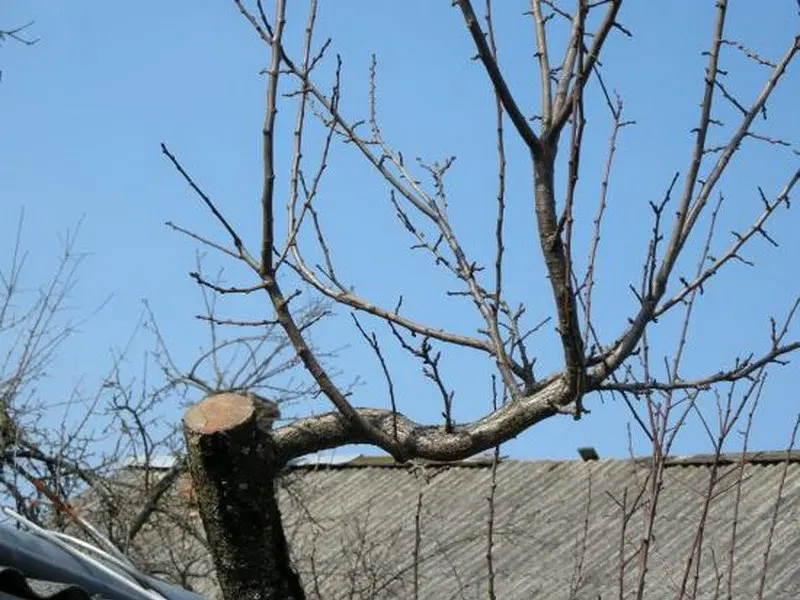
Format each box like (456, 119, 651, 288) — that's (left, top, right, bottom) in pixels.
(286, 450, 800, 469)
(116, 450, 800, 471)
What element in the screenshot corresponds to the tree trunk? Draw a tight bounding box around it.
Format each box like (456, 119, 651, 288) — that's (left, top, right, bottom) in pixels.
(183, 393, 305, 600)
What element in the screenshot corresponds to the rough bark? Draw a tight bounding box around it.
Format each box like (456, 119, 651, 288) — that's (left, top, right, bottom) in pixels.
(183, 393, 304, 600)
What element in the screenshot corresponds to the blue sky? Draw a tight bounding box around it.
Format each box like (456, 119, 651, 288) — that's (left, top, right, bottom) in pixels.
(2, 1, 798, 461)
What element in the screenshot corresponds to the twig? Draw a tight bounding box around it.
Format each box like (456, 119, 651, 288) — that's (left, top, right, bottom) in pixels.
(351, 315, 399, 442)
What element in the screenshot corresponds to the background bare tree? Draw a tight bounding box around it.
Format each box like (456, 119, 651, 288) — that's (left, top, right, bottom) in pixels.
(0, 218, 326, 595)
(0, 21, 37, 81)
(0, 215, 103, 523)
(161, 1, 799, 597)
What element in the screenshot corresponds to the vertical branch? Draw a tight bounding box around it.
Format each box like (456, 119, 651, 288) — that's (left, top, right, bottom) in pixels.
(634, 329, 665, 600)
(485, 376, 501, 600)
(550, 0, 622, 133)
(454, 0, 543, 157)
(568, 471, 592, 599)
(668, 195, 724, 394)
(412, 470, 428, 600)
(485, 444, 500, 600)
(615, 487, 631, 600)
(530, 0, 553, 128)
(634, 455, 665, 600)
(583, 97, 631, 337)
(279, 0, 321, 270)
(725, 400, 758, 598)
(678, 448, 725, 599)
(485, 0, 507, 329)
(551, 0, 587, 119)
(562, 12, 586, 345)
(656, 0, 728, 289)
(260, 0, 287, 276)
(532, 145, 586, 395)
(352, 315, 399, 442)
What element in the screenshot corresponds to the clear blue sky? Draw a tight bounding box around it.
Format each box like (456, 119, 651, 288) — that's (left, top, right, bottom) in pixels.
(2, 1, 798, 461)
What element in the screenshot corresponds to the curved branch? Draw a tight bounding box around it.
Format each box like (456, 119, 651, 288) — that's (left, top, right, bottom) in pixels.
(287, 256, 531, 381)
(273, 374, 567, 464)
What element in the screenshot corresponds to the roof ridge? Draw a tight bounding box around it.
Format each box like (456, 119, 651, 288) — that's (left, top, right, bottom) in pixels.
(284, 450, 800, 469)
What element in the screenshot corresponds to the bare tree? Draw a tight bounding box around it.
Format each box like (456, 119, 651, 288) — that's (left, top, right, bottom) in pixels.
(158, 1, 800, 598)
(0, 218, 327, 596)
(0, 214, 106, 523)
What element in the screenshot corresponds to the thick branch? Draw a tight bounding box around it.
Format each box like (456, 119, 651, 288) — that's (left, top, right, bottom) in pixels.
(530, 0, 554, 128)
(259, 0, 287, 275)
(457, 0, 586, 383)
(533, 149, 586, 381)
(454, 0, 543, 157)
(272, 374, 568, 464)
(263, 274, 406, 457)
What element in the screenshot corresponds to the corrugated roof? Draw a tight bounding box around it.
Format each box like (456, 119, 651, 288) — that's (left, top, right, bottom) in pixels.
(277, 456, 800, 599)
(70, 452, 800, 600)
(662, 450, 800, 465)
